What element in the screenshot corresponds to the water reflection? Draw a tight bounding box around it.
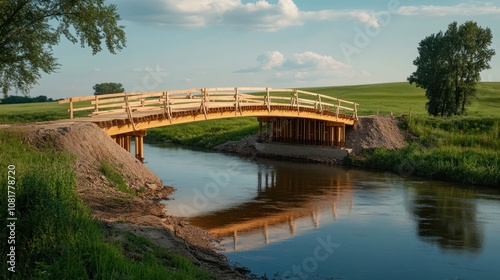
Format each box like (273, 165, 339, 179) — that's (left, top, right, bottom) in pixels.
(188, 160, 488, 253)
(188, 161, 356, 251)
(147, 143, 500, 279)
(407, 184, 484, 253)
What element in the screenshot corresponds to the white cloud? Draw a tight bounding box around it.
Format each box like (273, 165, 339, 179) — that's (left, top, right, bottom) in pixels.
(396, 3, 500, 17)
(286, 51, 348, 70)
(116, 0, 389, 31)
(257, 51, 285, 70)
(302, 10, 382, 28)
(236, 51, 365, 83)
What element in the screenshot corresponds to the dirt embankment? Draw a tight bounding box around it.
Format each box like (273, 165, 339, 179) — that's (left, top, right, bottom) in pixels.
(345, 115, 406, 153)
(7, 122, 248, 280)
(214, 115, 406, 159)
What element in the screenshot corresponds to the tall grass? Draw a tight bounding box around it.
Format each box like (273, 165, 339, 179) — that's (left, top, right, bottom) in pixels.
(0, 131, 215, 279)
(354, 117, 500, 187)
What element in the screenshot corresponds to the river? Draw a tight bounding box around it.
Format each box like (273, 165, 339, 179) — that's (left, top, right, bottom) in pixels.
(144, 143, 500, 280)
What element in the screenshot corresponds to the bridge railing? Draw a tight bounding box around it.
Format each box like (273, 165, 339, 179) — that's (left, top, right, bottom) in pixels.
(58, 87, 358, 120)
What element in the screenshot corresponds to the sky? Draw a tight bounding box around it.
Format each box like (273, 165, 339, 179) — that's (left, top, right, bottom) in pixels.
(30, 0, 500, 99)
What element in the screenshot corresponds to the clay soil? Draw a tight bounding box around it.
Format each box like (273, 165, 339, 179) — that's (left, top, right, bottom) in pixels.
(4, 122, 249, 280)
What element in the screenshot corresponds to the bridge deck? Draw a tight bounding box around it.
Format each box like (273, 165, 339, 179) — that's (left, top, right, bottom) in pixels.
(59, 87, 359, 136)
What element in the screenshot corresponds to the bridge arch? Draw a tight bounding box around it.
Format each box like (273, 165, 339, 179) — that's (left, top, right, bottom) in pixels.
(59, 87, 359, 161)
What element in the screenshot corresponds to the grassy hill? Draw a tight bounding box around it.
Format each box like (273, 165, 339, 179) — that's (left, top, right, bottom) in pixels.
(303, 82, 500, 116)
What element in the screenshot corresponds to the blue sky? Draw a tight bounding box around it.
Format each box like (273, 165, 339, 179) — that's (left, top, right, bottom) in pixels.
(32, 0, 500, 99)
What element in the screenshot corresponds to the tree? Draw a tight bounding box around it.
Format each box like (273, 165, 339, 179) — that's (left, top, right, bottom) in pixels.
(0, 0, 126, 98)
(408, 21, 495, 116)
(93, 82, 124, 95)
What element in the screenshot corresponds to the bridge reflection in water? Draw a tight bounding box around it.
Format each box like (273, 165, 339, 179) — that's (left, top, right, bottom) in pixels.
(187, 161, 354, 251)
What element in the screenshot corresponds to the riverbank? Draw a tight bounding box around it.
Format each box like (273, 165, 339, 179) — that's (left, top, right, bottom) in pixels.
(0, 122, 249, 279)
(212, 115, 499, 187)
(213, 115, 406, 162)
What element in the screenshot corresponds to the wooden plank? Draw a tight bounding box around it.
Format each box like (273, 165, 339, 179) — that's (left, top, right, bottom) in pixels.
(58, 95, 96, 103)
(72, 106, 96, 112)
(94, 103, 127, 110)
(205, 87, 235, 92)
(237, 87, 269, 91)
(91, 96, 126, 105)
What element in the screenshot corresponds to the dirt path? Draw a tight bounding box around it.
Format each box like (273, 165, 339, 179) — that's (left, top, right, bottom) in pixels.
(5, 122, 249, 280)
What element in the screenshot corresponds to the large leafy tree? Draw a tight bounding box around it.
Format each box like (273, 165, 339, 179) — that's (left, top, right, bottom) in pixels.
(408, 21, 495, 116)
(0, 0, 126, 97)
(93, 82, 124, 95)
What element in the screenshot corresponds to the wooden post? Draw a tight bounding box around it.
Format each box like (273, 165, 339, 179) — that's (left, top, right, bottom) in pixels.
(94, 95, 99, 112)
(336, 127, 341, 147)
(258, 121, 263, 142)
(124, 136, 131, 152)
(69, 98, 74, 119)
(135, 136, 140, 160)
(139, 136, 144, 162)
(266, 121, 270, 141)
(135, 135, 144, 163)
(266, 87, 271, 112)
(234, 87, 239, 115)
(342, 125, 346, 148)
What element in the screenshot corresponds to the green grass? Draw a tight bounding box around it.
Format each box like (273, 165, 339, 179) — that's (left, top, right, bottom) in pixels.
(99, 161, 136, 196)
(146, 117, 259, 149)
(349, 117, 500, 187)
(302, 82, 500, 116)
(0, 130, 216, 279)
(0, 101, 90, 124)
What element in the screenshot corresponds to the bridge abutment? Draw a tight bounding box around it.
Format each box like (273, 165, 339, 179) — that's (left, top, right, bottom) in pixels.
(258, 117, 346, 148)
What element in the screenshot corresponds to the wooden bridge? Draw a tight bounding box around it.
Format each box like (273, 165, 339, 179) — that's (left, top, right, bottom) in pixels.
(58, 87, 359, 161)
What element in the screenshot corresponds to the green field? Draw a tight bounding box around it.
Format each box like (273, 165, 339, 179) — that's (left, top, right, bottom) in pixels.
(2, 82, 499, 187)
(0, 100, 90, 124)
(2, 82, 499, 123)
(304, 82, 500, 116)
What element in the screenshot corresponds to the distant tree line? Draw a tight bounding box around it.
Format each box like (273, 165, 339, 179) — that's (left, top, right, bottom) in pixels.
(0, 95, 55, 104)
(93, 82, 124, 95)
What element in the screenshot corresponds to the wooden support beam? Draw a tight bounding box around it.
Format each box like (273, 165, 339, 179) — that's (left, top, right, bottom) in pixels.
(258, 121, 263, 142)
(124, 136, 131, 152)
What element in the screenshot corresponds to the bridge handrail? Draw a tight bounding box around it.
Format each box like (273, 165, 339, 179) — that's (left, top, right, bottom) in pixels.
(58, 87, 358, 120)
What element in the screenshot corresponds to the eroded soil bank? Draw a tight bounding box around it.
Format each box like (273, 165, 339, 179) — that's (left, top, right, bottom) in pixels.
(3, 122, 249, 280)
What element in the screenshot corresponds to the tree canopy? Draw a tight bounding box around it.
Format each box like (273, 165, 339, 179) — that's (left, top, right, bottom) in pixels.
(0, 0, 126, 97)
(408, 21, 495, 117)
(93, 82, 124, 95)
